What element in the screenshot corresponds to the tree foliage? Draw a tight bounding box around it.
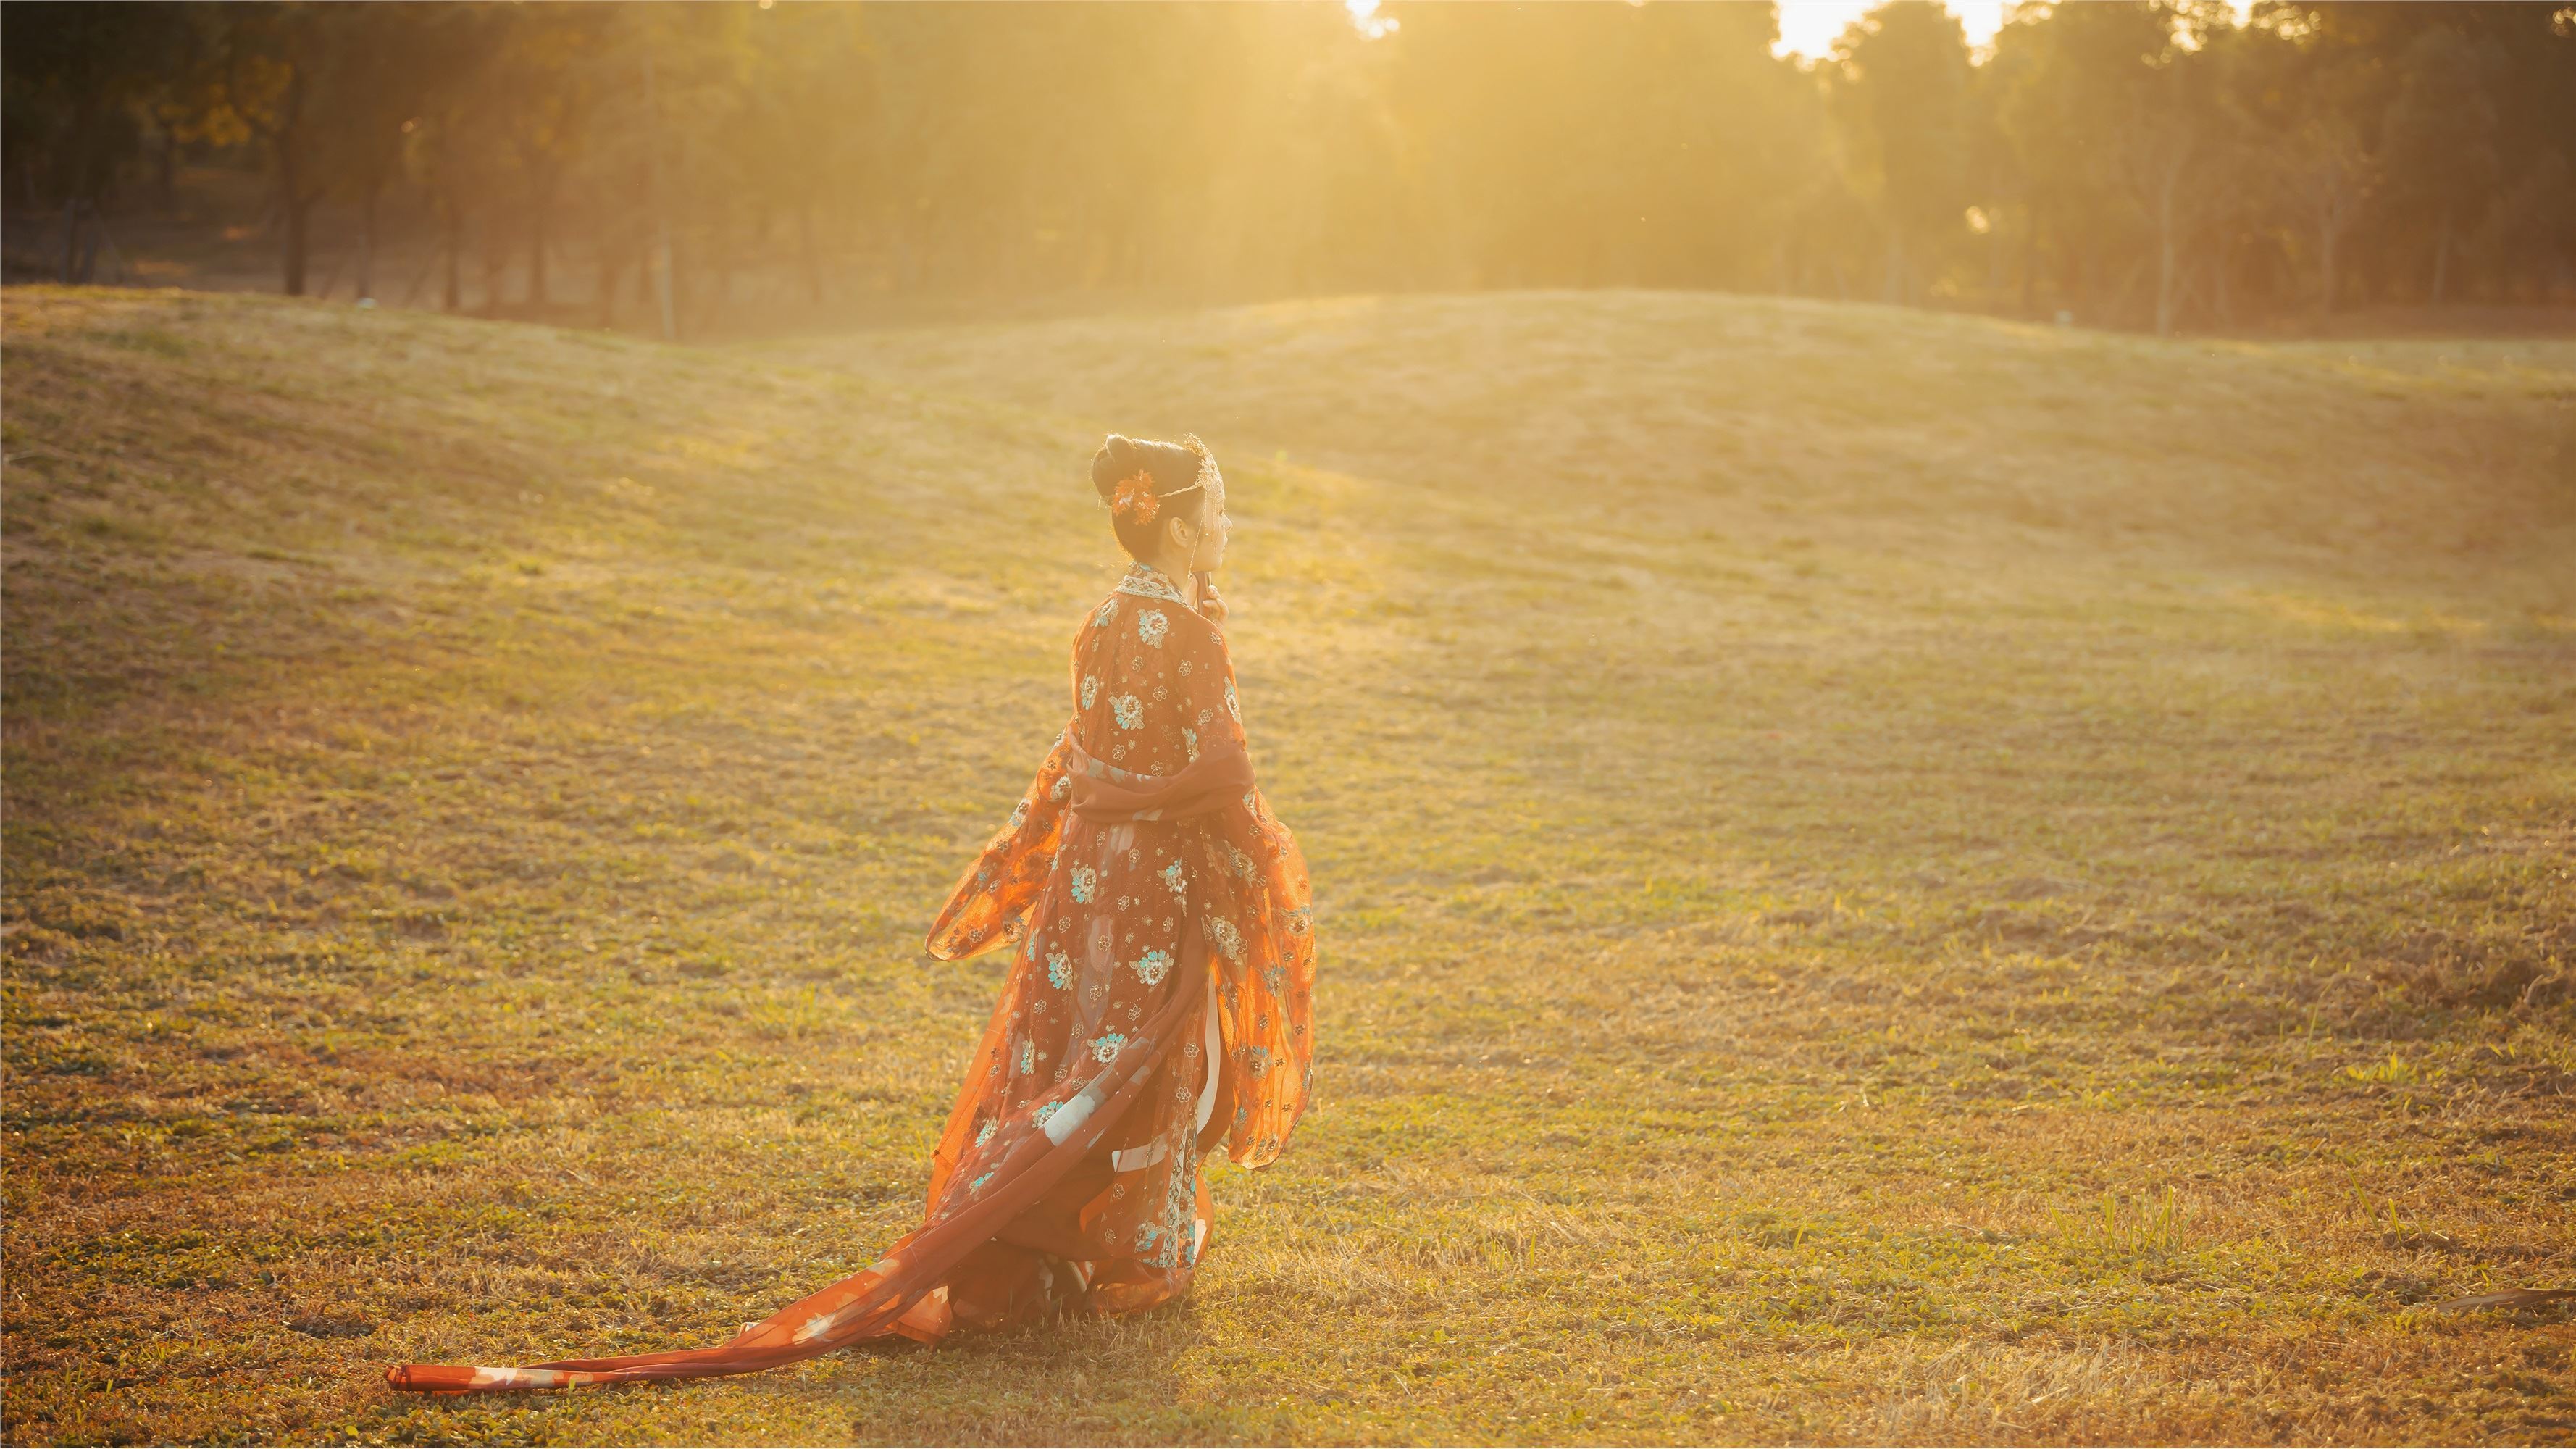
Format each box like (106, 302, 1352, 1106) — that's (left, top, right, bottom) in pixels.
(4, 0, 2567, 330)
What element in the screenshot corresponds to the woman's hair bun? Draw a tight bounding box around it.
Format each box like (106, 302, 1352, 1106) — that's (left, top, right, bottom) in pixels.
(1090, 434, 1141, 502)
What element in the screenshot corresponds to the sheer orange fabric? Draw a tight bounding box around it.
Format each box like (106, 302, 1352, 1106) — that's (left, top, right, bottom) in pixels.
(388, 562, 1314, 1393)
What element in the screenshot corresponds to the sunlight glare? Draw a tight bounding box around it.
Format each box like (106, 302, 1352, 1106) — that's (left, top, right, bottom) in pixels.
(1773, 1, 2008, 60)
(1774, 0, 2252, 62)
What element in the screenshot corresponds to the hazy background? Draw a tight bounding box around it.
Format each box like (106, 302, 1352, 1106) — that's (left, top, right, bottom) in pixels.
(6, 0, 2572, 340)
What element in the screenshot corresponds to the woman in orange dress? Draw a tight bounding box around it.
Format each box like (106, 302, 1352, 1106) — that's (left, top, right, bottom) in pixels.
(390, 433, 1314, 1392)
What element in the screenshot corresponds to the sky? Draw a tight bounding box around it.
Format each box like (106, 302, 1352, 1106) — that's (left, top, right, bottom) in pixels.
(1345, 1, 2243, 62)
(1339, 1, 2012, 57)
(1772, 0, 2011, 59)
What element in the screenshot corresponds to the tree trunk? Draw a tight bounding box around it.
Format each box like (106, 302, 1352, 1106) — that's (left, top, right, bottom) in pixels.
(2318, 213, 2338, 318)
(283, 195, 312, 296)
(2154, 165, 2181, 338)
(75, 205, 102, 284)
(530, 173, 553, 308)
(399, 243, 438, 306)
(275, 69, 310, 297)
(61, 198, 83, 283)
(2018, 204, 2038, 317)
(1985, 212, 2007, 310)
(641, 49, 679, 342)
(2155, 236, 2176, 336)
(442, 205, 464, 312)
(479, 227, 505, 314)
(156, 130, 177, 213)
(800, 203, 824, 305)
(597, 244, 624, 329)
(2430, 204, 2451, 306)
(358, 183, 380, 301)
(713, 220, 737, 325)
(59, 10, 99, 281)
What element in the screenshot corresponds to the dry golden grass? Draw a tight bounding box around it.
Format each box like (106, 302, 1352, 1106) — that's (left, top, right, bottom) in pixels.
(3, 285, 2572, 1445)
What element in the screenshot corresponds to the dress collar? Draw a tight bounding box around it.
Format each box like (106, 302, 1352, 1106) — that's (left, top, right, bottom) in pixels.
(1114, 561, 1192, 607)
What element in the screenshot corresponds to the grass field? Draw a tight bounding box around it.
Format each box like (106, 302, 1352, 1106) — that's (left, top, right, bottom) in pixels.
(4, 285, 2572, 1445)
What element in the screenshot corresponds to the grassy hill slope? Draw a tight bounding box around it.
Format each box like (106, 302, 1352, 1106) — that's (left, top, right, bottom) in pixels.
(769, 290, 2576, 597)
(4, 287, 2572, 1445)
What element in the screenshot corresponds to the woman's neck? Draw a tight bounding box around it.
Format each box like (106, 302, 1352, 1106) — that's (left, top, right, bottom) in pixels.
(1143, 552, 1198, 606)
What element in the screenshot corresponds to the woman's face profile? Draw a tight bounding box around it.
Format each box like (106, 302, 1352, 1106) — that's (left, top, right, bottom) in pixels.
(1184, 477, 1229, 574)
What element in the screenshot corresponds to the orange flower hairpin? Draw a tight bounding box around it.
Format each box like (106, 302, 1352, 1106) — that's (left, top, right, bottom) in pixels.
(1108, 467, 1161, 525)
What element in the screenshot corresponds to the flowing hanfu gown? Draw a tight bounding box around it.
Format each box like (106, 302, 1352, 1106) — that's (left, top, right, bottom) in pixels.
(388, 562, 1314, 1392)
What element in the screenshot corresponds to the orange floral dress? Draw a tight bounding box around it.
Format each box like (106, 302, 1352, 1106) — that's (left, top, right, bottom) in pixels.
(916, 561, 1316, 1327)
(388, 561, 1314, 1392)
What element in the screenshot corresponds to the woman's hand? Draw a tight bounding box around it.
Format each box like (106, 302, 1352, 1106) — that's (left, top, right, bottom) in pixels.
(1192, 570, 1229, 626)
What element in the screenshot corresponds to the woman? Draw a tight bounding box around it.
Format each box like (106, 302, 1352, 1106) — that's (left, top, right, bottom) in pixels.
(389, 433, 1315, 1392)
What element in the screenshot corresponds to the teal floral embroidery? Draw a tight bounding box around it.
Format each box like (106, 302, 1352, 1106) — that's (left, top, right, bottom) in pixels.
(1208, 914, 1245, 964)
(1139, 1131, 1200, 1269)
(1223, 841, 1260, 881)
(1047, 948, 1074, 990)
(1224, 679, 1239, 721)
(1051, 774, 1073, 801)
(1111, 694, 1142, 730)
(1094, 597, 1121, 627)
(1081, 674, 1101, 709)
(1161, 859, 1187, 898)
(1019, 1040, 1035, 1074)
(1008, 798, 1030, 830)
(970, 1169, 995, 1193)
(976, 1120, 996, 1146)
(1137, 609, 1169, 647)
(1132, 948, 1172, 987)
(1069, 865, 1098, 903)
(1183, 726, 1200, 761)
(1091, 1030, 1127, 1064)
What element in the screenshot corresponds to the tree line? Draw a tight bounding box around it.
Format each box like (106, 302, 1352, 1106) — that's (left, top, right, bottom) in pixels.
(4, 1, 2569, 336)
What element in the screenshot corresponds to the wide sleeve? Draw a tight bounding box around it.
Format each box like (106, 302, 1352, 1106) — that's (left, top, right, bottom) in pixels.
(923, 727, 1074, 962)
(1174, 616, 1316, 1169)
